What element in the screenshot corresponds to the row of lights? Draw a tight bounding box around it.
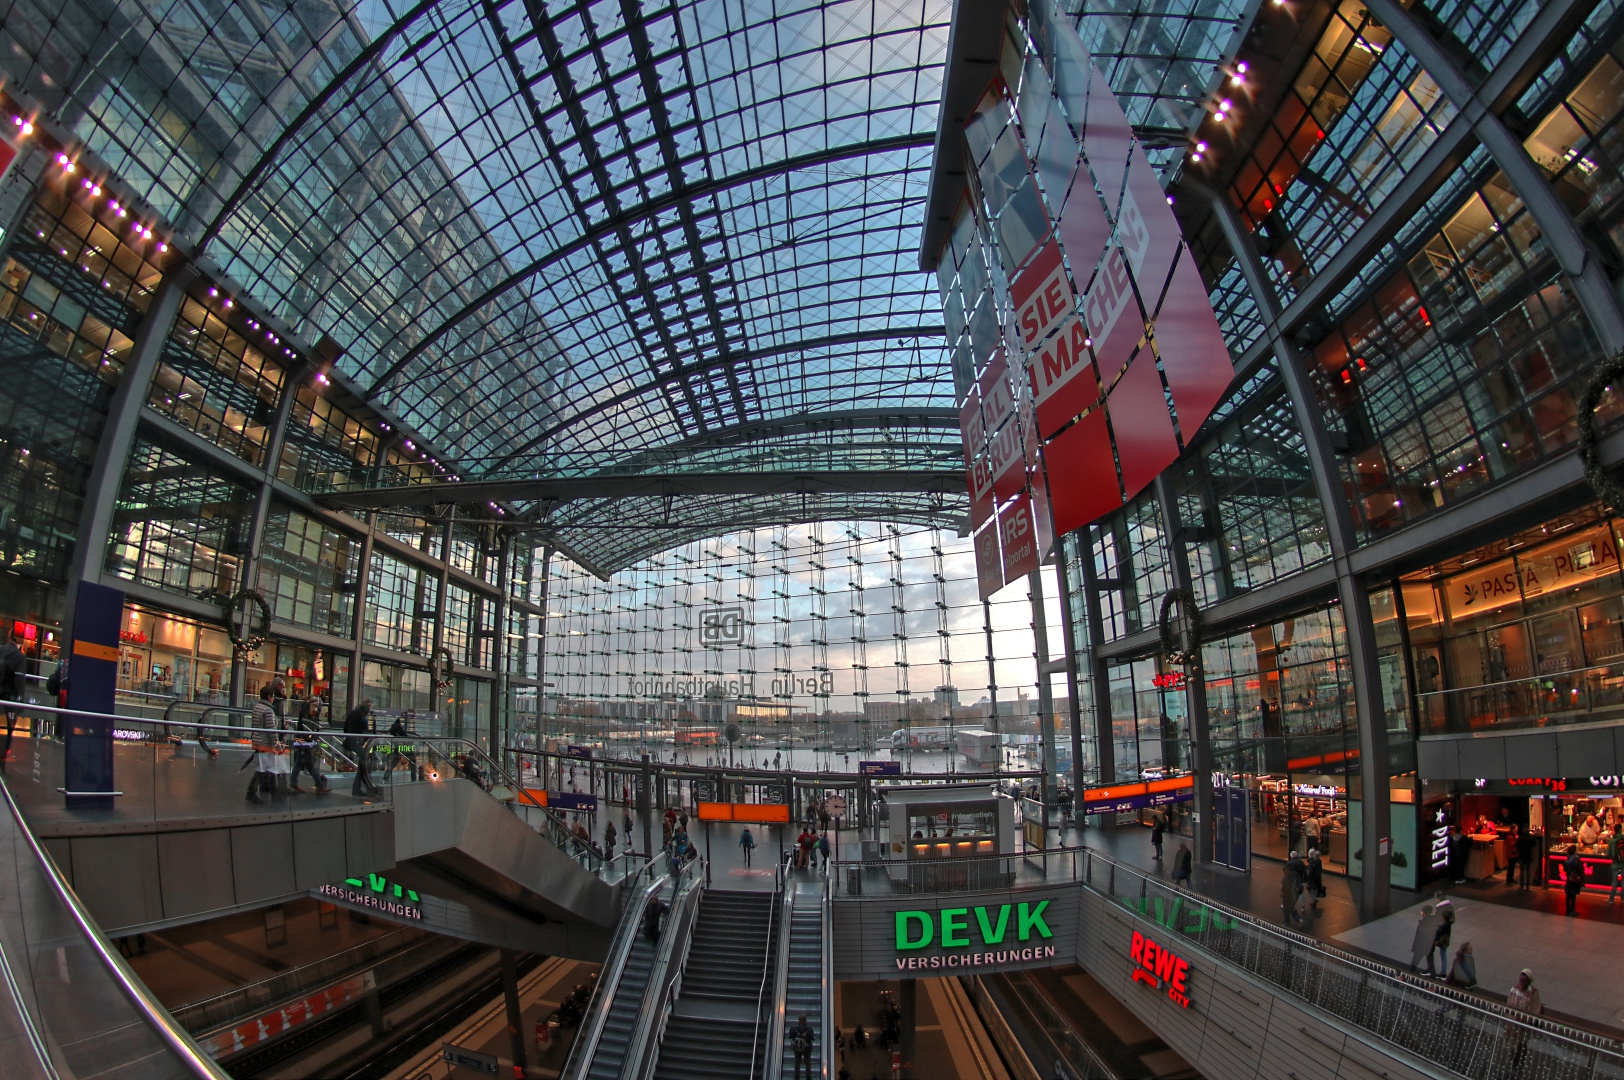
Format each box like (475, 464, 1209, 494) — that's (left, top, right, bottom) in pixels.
(21, 116, 483, 517)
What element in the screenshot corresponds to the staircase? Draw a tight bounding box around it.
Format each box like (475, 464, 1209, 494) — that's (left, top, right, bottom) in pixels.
(654, 890, 780, 1080)
(585, 933, 657, 1080)
(779, 888, 824, 1077)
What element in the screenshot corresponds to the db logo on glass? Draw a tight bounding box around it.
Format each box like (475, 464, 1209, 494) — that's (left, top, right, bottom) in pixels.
(700, 606, 746, 645)
(1129, 930, 1191, 1008)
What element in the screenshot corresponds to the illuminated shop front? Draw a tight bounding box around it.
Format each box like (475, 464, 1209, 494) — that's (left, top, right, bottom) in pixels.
(1443, 778, 1624, 892)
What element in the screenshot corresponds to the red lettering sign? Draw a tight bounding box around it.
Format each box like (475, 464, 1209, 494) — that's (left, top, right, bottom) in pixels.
(1085, 246, 1141, 384)
(1128, 930, 1191, 1008)
(1012, 239, 1073, 348)
(1030, 314, 1099, 438)
(999, 494, 1039, 581)
(980, 353, 1015, 433)
(968, 454, 995, 530)
(989, 420, 1026, 504)
(974, 522, 1004, 600)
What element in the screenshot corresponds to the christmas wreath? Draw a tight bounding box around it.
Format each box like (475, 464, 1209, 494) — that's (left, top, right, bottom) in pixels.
(1578, 349, 1624, 509)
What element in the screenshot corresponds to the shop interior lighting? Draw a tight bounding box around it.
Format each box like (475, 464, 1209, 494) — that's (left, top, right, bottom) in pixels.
(11, 116, 32, 136)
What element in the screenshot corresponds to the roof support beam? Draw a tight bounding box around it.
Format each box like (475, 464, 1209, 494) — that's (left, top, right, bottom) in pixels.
(314, 470, 968, 510)
(360, 132, 935, 400)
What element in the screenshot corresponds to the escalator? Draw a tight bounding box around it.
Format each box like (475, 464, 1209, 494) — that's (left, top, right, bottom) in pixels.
(564, 870, 673, 1080)
(0, 769, 229, 1079)
(776, 880, 827, 1079)
(653, 888, 781, 1080)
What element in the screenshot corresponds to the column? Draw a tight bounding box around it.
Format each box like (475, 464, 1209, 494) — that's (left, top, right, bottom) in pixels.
(490, 532, 510, 765)
(64, 268, 195, 639)
(1074, 532, 1116, 810)
(500, 949, 528, 1071)
(431, 512, 454, 730)
(1361, 0, 1624, 354)
(1154, 476, 1214, 865)
(1052, 550, 1087, 814)
(348, 512, 376, 715)
(1195, 183, 1392, 915)
(230, 361, 307, 708)
(1026, 569, 1058, 820)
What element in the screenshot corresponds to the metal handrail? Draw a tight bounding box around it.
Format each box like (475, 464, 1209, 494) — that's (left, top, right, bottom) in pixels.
(763, 856, 793, 1080)
(15, 700, 617, 878)
(623, 858, 707, 1080)
(0, 769, 231, 1078)
(819, 858, 834, 1080)
(562, 865, 668, 1080)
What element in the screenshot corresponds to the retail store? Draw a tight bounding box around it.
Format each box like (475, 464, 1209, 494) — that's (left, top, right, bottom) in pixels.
(1438, 778, 1624, 892)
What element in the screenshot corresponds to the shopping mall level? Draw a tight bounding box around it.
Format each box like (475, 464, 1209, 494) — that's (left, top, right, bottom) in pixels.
(2, 0, 1624, 1074)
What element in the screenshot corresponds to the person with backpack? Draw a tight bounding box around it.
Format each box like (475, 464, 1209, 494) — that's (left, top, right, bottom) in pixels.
(42, 657, 65, 740)
(0, 626, 26, 760)
(1430, 891, 1455, 973)
(343, 699, 381, 798)
(817, 831, 831, 870)
(789, 1014, 814, 1079)
(740, 826, 756, 866)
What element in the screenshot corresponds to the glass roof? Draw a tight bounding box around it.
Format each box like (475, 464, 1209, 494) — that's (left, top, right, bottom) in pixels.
(4, 0, 1249, 568)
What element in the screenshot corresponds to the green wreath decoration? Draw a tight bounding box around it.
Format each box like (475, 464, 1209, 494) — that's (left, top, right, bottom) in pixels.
(220, 588, 272, 655)
(429, 645, 455, 692)
(1578, 348, 1624, 510)
(1158, 587, 1203, 666)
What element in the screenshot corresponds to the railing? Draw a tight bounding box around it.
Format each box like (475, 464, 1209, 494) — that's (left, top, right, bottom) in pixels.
(624, 857, 706, 1080)
(764, 855, 793, 1080)
(0, 766, 230, 1078)
(169, 926, 421, 1034)
(967, 971, 1118, 1080)
(831, 845, 1624, 1080)
(819, 857, 834, 1080)
(9, 699, 642, 883)
(1418, 659, 1624, 735)
(561, 865, 669, 1080)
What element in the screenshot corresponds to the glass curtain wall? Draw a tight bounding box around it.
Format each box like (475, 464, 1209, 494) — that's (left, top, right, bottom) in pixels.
(535, 522, 1052, 775)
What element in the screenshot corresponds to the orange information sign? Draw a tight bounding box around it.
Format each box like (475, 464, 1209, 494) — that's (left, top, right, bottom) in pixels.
(696, 801, 791, 824)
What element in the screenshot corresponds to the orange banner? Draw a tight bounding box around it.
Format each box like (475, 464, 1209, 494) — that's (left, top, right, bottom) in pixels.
(696, 801, 790, 823)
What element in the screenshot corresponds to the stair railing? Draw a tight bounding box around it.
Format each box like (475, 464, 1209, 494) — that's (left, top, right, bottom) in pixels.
(562, 864, 668, 1080)
(762, 854, 795, 1080)
(820, 855, 835, 1080)
(621, 857, 706, 1080)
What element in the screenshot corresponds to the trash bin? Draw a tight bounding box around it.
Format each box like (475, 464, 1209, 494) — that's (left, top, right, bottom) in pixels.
(846, 865, 862, 895)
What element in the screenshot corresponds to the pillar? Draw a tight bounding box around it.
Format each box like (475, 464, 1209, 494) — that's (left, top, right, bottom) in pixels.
(500, 949, 528, 1071)
(898, 978, 917, 1079)
(347, 512, 376, 715)
(64, 269, 195, 642)
(1193, 182, 1392, 914)
(1154, 476, 1213, 865)
(1027, 569, 1058, 821)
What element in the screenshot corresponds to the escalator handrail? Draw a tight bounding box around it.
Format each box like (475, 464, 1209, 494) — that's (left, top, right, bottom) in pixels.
(563, 865, 669, 1080)
(820, 857, 834, 1080)
(621, 857, 707, 1080)
(0, 770, 231, 1079)
(763, 855, 794, 1080)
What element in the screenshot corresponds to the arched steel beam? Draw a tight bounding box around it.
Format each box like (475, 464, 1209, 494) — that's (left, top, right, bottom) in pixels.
(480, 326, 949, 472)
(360, 131, 937, 400)
(663, 407, 960, 451)
(195, 0, 455, 253)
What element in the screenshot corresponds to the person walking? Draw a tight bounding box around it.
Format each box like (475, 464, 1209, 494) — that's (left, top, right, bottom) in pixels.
(1305, 848, 1325, 911)
(624, 808, 635, 852)
(343, 699, 381, 798)
(0, 626, 25, 761)
(1430, 892, 1455, 975)
(385, 712, 420, 781)
(1447, 942, 1477, 988)
(1281, 853, 1304, 925)
(604, 818, 617, 856)
(789, 1014, 814, 1080)
(1506, 968, 1542, 1070)
(1171, 842, 1192, 889)
(817, 831, 831, 870)
(1410, 904, 1442, 975)
(1151, 813, 1165, 861)
(740, 826, 756, 867)
(268, 673, 287, 720)
(1565, 848, 1585, 915)
(247, 685, 278, 804)
(288, 701, 329, 793)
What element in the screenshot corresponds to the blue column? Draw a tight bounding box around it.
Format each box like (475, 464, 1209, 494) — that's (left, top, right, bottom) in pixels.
(63, 581, 125, 810)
